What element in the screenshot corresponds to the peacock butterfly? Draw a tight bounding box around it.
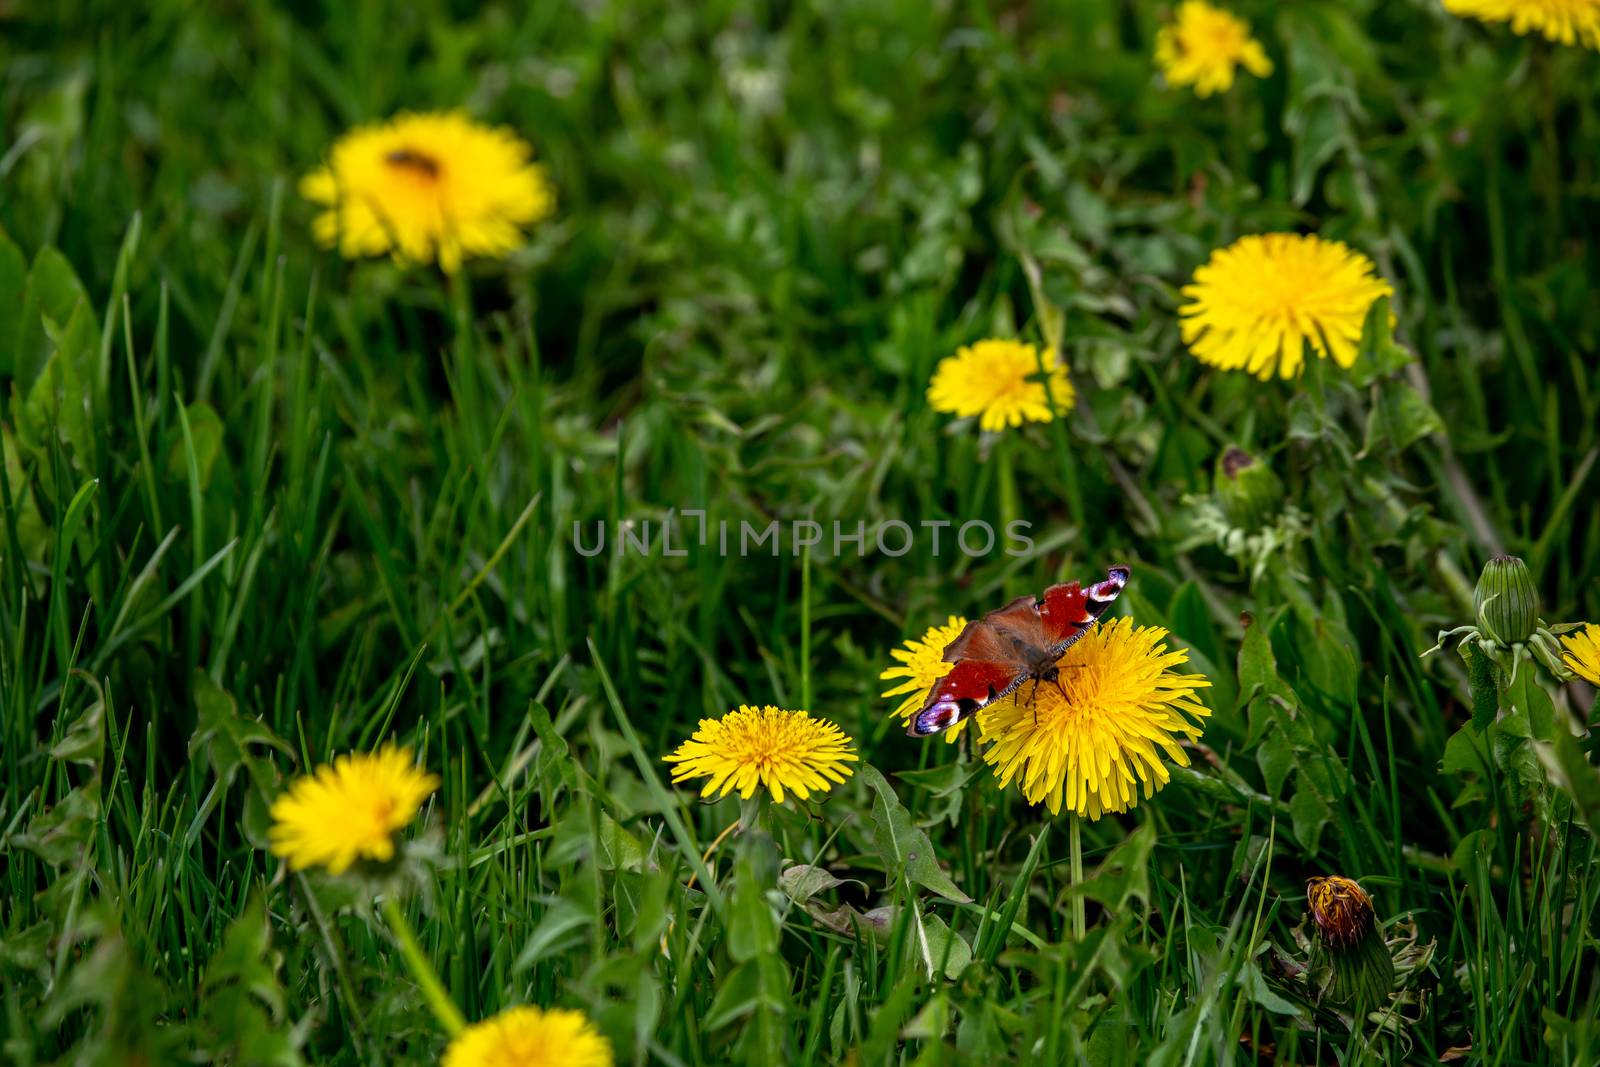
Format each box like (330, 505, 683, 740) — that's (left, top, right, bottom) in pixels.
(906, 565, 1131, 737)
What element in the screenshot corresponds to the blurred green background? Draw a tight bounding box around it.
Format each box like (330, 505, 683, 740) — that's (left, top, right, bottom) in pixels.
(3, 1, 1598, 1063)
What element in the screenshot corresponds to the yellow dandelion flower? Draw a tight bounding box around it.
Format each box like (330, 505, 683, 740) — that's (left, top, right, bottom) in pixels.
(301, 110, 555, 273)
(443, 1005, 613, 1067)
(1155, 1, 1274, 97)
(1442, 0, 1600, 50)
(1179, 233, 1394, 379)
(976, 617, 1211, 819)
(927, 339, 1076, 432)
(664, 705, 859, 803)
(1561, 623, 1600, 685)
(268, 745, 439, 874)
(880, 616, 971, 743)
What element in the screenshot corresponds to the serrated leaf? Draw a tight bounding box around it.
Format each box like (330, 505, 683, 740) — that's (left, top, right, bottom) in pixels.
(18, 299, 98, 474)
(857, 764, 970, 902)
(1237, 610, 1295, 718)
(50, 696, 105, 768)
(10, 782, 100, 867)
(778, 864, 863, 904)
(528, 700, 578, 799)
(1365, 378, 1443, 456)
(188, 671, 290, 790)
(197, 896, 305, 1067)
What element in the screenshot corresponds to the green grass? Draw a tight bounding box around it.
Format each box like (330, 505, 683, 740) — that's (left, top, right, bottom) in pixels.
(3, 1, 1600, 1063)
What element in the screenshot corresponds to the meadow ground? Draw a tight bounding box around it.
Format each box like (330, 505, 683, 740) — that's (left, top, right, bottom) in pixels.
(3, 2, 1600, 1064)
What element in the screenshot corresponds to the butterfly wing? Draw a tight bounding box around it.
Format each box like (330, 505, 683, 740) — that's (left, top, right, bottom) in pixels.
(1038, 564, 1130, 656)
(907, 595, 1044, 736)
(906, 568, 1131, 738)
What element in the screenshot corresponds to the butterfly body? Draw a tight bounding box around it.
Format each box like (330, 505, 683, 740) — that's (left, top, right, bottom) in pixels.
(907, 565, 1130, 737)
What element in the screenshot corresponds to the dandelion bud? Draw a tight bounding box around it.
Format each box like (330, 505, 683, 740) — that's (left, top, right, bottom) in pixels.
(1214, 446, 1283, 530)
(1307, 876, 1394, 1006)
(1472, 555, 1539, 645)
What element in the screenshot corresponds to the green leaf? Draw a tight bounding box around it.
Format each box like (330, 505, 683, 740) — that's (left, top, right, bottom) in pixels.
(1257, 729, 1295, 799)
(28, 246, 90, 327)
(0, 229, 25, 377)
(892, 760, 984, 828)
(17, 298, 99, 475)
(596, 812, 647, 872)
(857, 764, 971, 903)
(164, 400, 224, 486)
(1075, 819, 1156, 913)
(1506, 659, 1555, 740)
(1238, 960, 1304, 1017)
(1442, 722, 1490, 777)
(197, 895, 305, 1067)
(10, 783, 100, 867)
(704, 954, 792, 1039)
(1289, 788, 1331, 855)
(1537, 728, 1600, 838)
(778, 863, 863, 905)
(49, 695, 105, 768)
(916, 913, 972, 979)
(528, 700, 578, 800)
(1350, 295, 1412, 385)
(1365, 379, 1444, 455)
(514, 896, 596, 971)
(188, 672, 291, 790)
(1237, 609, 1295, 730)
(1299, 615, 1359, 707)
(1466, 646, 1498, 732)
(728, 847, 781, 964)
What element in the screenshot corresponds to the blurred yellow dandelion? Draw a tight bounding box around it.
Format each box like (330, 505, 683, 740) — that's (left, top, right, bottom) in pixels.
(1180, 234, 1393, 379)
(268, 745, 439, 874)
(927, 339, 1076, 432)
(1442, 0, 1600, 49)
(881, 616, 971, 743)
(1561, 623, 1600, 685)
(976, 617, 1211, 819)
(665, 705, 859, 803)
(301, 110, 555, 273)
(443, 1005, 614, 1067)
(1155, 1, 1274, 97)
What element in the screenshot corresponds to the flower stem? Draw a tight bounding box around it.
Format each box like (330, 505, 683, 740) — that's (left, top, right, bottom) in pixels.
(685, 818, 743, 893)
(381, 895, 466, 1037)
(1069, 815, 1086, 941)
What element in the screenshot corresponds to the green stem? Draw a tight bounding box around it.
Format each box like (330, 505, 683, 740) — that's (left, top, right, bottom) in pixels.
(997, 440, 1018, 537)
(381, 894, 467, 1036)
(1069, 816, 1085, 941)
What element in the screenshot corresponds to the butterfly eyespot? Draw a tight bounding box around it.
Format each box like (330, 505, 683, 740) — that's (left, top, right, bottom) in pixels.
(911, 700, 964, 735)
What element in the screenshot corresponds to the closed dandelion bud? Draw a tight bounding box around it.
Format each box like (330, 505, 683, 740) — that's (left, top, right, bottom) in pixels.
(1307, 876, 1394, 1006)
(1473, 555, 1539, 645)
(1215, 446, 1283, 529)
